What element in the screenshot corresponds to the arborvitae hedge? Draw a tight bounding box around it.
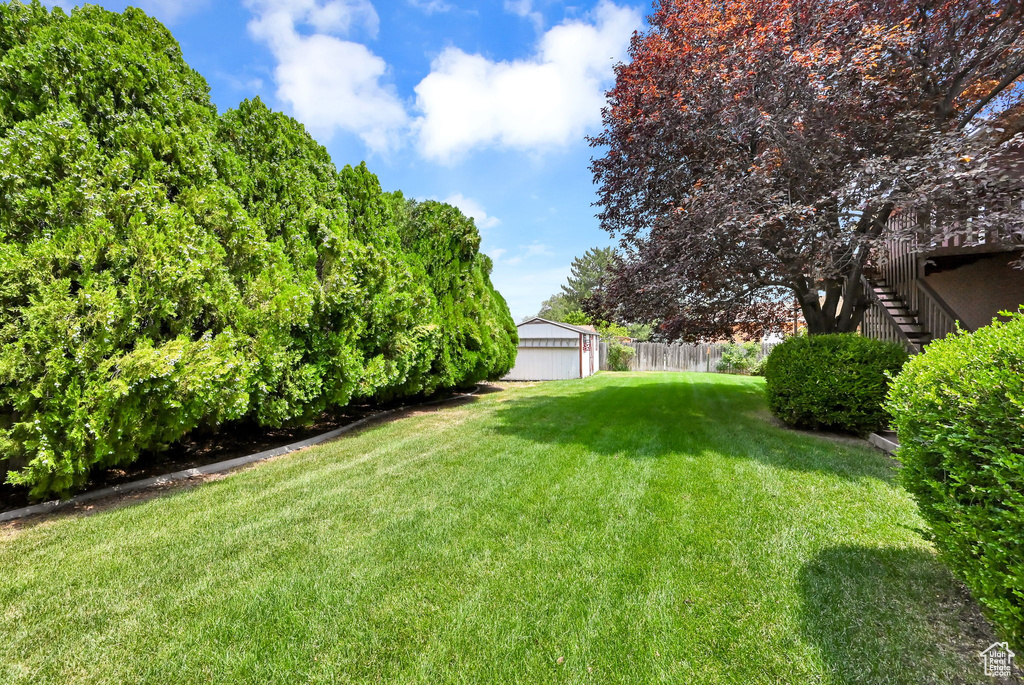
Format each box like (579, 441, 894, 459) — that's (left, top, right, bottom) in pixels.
(0, 2, 516, 499)
(389, 195, 518, 397)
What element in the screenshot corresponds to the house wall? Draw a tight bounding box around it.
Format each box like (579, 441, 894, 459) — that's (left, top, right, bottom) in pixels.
(503, 347, 580, 381)
(924, 253, 1024, 330)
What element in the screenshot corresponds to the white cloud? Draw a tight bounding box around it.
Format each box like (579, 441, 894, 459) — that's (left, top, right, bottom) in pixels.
(504, 0, 543, 31)
(491, 241, 554, 267)
(413, 0, 641, 162)
(503, 242, 553, 265)
(246, 0, 408, 151)
(138, 0, 208, 23)
(443, 193, 500, 229)
(409, 0, 454, 14)
(522, 242, 554, 257)
(249, 0, 379, 37)
(216, 71, 265, 94)
(504, 0, 532, 14)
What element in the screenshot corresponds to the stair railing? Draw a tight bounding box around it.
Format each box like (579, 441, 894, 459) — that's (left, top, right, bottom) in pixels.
(861, 275, 921, 353)
(915, 280, 964, 340)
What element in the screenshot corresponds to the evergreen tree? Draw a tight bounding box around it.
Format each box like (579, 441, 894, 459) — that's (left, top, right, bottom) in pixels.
(560, 247, 615, 311)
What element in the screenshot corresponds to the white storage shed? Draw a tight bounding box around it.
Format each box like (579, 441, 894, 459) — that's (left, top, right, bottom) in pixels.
(503, 317, 601, 381)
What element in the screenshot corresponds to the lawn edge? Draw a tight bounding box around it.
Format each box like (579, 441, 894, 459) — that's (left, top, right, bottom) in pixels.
(0, 387, 483, 524)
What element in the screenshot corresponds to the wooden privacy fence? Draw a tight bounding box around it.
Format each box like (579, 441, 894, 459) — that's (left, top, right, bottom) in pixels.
(599, 341, 777, 373)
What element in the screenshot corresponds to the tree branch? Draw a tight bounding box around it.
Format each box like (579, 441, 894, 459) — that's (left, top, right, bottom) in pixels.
(957, 60, 1024, 130)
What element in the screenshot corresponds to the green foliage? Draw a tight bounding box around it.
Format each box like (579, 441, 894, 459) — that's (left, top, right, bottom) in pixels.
(389, 195, 517, 396)
(537, 292, 575, 322)
(0, 2, 251, 497)
(538, 246, 616, 319)
(539, 288, 653, 345)
(216, 99, 366, 426)
(625, 322, 654, 342)
(886, 310, 1024, 650)
(538, 246, 655, 337)
(763, 334, 907, 434)
(605, 341, 635, 371)
(0, 2, 515, 499)
(595, 320, 630, 339)
(547, 311, 630, 341)
(560, 246, 615, 304)
(716, 341, 761, 373)
(561, 310, 591, 326)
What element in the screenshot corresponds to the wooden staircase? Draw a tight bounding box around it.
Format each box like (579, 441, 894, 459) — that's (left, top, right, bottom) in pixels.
(866, 278, 931, 352)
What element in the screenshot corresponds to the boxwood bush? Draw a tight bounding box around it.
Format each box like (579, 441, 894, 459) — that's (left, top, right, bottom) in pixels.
(886, 310, 1024, 650)
(0, 3, 516, 499)
(763, 334, 907, 434)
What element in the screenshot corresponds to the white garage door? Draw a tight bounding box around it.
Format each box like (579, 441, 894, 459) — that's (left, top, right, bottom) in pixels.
(503, 347, 580, 380)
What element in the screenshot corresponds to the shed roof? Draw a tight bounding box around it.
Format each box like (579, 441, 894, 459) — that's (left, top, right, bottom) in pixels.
(517, 317, 599, 336)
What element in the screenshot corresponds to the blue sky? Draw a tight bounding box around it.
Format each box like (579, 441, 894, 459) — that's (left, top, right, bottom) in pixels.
(47, 0, 649, 320)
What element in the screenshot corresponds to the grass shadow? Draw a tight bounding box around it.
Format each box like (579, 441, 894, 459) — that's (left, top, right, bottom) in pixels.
(799, 545, 1011, 684)
(489, 373, 895, 482)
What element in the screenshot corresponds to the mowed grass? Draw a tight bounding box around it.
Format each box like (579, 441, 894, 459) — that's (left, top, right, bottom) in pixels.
(0, 373, 992, 684)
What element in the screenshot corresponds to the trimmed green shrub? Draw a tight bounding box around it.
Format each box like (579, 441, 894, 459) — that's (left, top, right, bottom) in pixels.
(0, 3, 516, 499)
(886, 310, 1024, 650)
(605, 341, 635, 371)
(763, 334, 907, 434)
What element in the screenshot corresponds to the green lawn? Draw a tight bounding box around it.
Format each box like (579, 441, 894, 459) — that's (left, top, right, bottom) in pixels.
(0, 373, 993, 683)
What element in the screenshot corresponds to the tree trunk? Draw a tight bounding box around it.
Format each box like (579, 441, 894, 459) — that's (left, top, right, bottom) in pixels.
(792, 203, 892, 335)
(796, 284, 872, 335)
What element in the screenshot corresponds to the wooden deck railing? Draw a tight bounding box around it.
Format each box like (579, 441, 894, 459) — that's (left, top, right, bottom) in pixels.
(915, 280, 961, 340)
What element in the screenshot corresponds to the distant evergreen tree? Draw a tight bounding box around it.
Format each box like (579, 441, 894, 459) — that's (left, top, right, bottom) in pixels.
(536, 246, 617, 321)
(538, 246, 659, 335)
(537, 293, 574, 321)
(560, 247, 615, 309)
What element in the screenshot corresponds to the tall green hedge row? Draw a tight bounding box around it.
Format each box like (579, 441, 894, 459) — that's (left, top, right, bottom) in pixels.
(0, 3, 516, 499)
(886, 311, 1024, 650)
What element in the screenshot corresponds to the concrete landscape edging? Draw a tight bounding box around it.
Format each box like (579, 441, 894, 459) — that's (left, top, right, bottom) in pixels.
(0, 387, 481, 524)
